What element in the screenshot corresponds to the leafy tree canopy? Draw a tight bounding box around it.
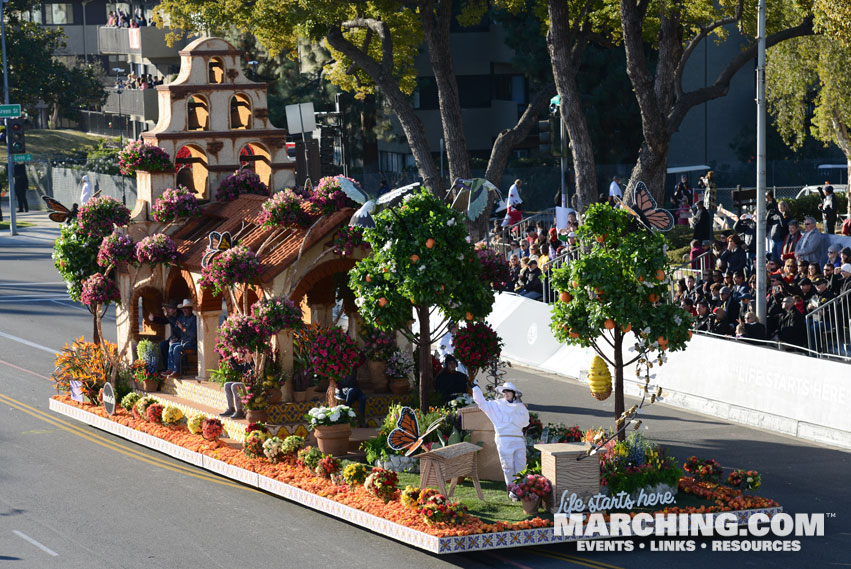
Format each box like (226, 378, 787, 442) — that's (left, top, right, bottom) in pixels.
(53, 223, 100, 302)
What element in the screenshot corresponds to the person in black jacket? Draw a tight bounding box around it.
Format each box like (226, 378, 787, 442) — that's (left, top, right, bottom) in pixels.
(741, 311, 767, 341)
(434, 356, 469, 405)
(733, 214, 756, 259)
(13, 163, 28, 213)
(694, 300, 713, 332)
(720, 235, 747, 275)
(516, 259, 543, 300)
(776, 296, 807, 349)
(817, 183, 837, 234)
(692, 201, 712, 242)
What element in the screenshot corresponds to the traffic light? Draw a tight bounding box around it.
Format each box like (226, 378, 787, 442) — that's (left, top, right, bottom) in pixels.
(7, 118, 25, 154)
(538, 117, 560, 157)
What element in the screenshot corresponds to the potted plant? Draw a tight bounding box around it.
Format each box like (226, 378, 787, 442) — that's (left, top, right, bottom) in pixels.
(508, 473, 553, 515)
(131, 352, 161, 392)
(306, 404, 356, 456)
(385, 350, 414, 396)
(310, 327, 361, 406)
(241, 374, 269, 423)
(361, 326, 396, 392)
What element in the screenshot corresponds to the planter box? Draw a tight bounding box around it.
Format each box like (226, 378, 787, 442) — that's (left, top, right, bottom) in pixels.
(535, 443, 600, 513)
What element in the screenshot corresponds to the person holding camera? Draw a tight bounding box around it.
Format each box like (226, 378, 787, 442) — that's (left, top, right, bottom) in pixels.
(817, 182, 837, 235)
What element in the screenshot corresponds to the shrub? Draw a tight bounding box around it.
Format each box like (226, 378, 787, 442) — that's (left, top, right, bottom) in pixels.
(306, 405, 356, 429)
(77, 196, 131, 241)
(331, 226, 365, 256)
(80, 272, 120, 306)
(134, 396, 158, 421)
(243, 430, 269, 458)
(315, 455, 341, 479)
(364, 467, 398, 503)
(135, 233, 179, 267)
(418, 493, 468, 526)
(309, 176, 357, 215)
(297, 446, 324, 472)
(453, 322, 503, 371)
(249, 296, 303, 336)
(263, 436, 286, 463)
(310, 327, 360, 382)
(683, 456, 723, 484)
(258, 189, 312, 228)
(97, 231, 136, 269)
(120, 391, 141, 412)
(198, 245, 262, 296)
(146, 403, 164, 423)
(161, 406, 184, 425)
(201, 417, 224, 440)
(343, 463, 370, 487)
(280, 435, 306, 456)
(400, 485, 421, 509)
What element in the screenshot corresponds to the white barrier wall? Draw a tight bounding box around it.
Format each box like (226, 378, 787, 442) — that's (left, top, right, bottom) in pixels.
(487, 293, 851, 450)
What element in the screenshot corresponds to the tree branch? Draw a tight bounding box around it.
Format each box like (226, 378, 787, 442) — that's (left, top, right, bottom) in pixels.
(340, 18, 393, 78)
(674, 11, 740, 99)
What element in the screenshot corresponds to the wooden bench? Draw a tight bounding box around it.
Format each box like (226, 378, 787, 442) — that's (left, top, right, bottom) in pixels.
(181, 347, 198, 377)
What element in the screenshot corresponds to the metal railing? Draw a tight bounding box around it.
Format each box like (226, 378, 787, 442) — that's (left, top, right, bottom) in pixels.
(541, 250, 575, 303)
(805, 287, 851, 362)
(487, 208, 557, 259)
(669, 250, 713, 300)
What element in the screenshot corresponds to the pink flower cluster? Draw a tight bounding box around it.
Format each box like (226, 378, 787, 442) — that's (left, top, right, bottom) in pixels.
(198, 245, 263, 296)
(80, 272, 120, 306)
(310, 327, 360, 382)
(249, 296, 303, 337)
(258, 189, 313, 228)
(77, 196, 131, 240)
(360, 326, 396, 361)
(215, 169, 269, 202)
(135, 233, 179, 267)
(475, 247, 511, 290)
(453, 322, 503, 370)
(97, 231, 136, 269)
(117, 140, 173, 176)
(309, 176, 357, 216)
(216, 314, 265, 358)
(507, 474, 552, 502)
(152, 186, 201, 223)
(331, 226, 365, 256)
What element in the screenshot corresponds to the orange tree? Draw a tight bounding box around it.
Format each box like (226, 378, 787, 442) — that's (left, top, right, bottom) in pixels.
(549, 204, 692, 438)
(348, 189, 494, 410)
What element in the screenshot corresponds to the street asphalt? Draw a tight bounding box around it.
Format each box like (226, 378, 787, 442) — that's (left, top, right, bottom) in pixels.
(0, 207, 848, 568)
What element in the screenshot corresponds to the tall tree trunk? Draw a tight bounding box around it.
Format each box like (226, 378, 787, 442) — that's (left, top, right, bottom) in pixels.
(421, 0, 471, 187)
(626, 140, 669, 204)
(417, 305, 432, 412)
(547, 0, 597, 212)
(614, 331, 625, 442)
(361, 94, 379, 173)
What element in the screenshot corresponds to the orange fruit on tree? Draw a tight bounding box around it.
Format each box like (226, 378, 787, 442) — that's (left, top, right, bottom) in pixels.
(365, 275, 372, 283)
(378, 297, 388, 307)
(648, 293, 660, 303)
(571, 280, 579, 288)
(596, 234, 606, 244)
(410, 254, 419, 263)
(425, 238, 435, 249)
(569, 330, 580, 338)
(623, 323, 632, 333)
(560, 291, 572, 303)
(658, 336, 668, 350)
(604, 318, 615, 330)
(656, 269, 665, 281)
(466, 312, 474, 321)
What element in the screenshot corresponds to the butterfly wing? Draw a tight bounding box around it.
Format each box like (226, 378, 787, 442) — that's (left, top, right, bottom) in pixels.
(42, 196, 72, 223)
(405, 417, 444, 456)
(387, 407, 420, 452)
(334, 175, 367, 205)
(218, 231, 232, 251)
(48, 211, 69, 223)
(633, 182, 674, 232)
(207, 231, 223, 251)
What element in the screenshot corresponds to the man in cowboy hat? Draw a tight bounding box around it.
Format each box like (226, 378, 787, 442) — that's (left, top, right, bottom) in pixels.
(165, 299, 197, 377)
(470, 378, 530, 491)
(148, 300, 179, 371)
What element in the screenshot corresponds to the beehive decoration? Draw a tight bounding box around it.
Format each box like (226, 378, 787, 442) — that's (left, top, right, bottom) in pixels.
(588, 355, 612, 401)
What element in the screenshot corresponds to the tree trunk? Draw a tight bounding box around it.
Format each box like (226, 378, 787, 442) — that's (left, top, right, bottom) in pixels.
(89, 307, 100, 344)
(614, 331, 625, 442)
(626, 140, 669, 204)
(422, 0, 471, 186)
(417, 305, 432, 412)
(547, 0, 597, 212)
(361, 94, 379, 172)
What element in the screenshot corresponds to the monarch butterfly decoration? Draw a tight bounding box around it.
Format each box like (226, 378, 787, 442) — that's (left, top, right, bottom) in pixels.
(200, 230, 233, 268)
(614, 181, 675, 232)
(41, 196, 79, 224)
(386, 406, 444, 456)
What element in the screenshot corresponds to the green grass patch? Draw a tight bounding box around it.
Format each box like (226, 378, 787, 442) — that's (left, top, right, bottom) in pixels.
(0, 221, 35, 230)
(0, 129, 108, 159)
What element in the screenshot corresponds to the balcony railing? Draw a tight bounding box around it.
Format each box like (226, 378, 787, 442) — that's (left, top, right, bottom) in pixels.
(97, 27, 184, 58)
(102, 88, 159, 121)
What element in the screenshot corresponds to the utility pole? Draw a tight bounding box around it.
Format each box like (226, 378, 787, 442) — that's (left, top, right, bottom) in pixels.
(2, 0, 17, 235)
(755, 0, 767, 323)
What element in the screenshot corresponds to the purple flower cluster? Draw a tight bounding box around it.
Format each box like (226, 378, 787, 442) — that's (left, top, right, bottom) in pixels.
(81, 272, 120, 306)
(97, 231, 136, 269)
(215, 169, 269, 202)
(198, 245, 263, 296)
(216, 314, 265, 358)
(258, 189, 313, 228)
(250, 296, 303, 337)
(331, 226, 365, 256)
(309, 176, 357, 216)
(77, 196, 131, 240)
(117, 140, 173, 176)
(152, 186, 201, 223)
(135, 233, 179, 266)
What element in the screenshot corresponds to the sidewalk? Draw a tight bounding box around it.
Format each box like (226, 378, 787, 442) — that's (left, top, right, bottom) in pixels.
(0, 203, 62, 242)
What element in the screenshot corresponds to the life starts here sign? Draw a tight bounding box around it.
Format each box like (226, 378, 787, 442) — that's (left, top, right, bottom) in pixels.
(557, 488, 676, 515)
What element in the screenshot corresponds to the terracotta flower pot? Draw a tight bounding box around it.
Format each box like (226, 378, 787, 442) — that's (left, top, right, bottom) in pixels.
(245, 409, 268, 423)
(313, 423, 352, 456)
(293, 390, 307, 402)
(366, 360, 388, 392)
(142, 379, 159, 392)
(388, 378, 410, 396)
(265, 387, 283, 404)
(521, 495, 542, 515)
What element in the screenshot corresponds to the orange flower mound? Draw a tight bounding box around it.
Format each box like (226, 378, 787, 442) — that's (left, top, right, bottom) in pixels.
(53, 395, 551, 537)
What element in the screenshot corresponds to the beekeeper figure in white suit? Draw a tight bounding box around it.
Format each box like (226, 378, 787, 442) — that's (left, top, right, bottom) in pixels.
(471, 380, 529, 490)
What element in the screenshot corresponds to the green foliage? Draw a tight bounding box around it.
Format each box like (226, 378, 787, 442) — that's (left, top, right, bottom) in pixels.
(781, 194, 849, 221)
(549, 204, 693, 352)
(349, 189, 494, 335)
(209, 359, 244, 388)
(53, 223, 100, 303)
(601, 432, 682, 496)
(85, 140, 124, 176)
(120, 391, 141, 412)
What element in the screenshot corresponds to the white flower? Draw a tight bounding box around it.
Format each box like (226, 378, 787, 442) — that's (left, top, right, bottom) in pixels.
(348, 410, 356, 417)
(317, 413, 327, 421)
(447, 218, 455, 226)
(383, 241, 392, 251)
(329, 412, 341, 423)
(457, 254, 464, 260)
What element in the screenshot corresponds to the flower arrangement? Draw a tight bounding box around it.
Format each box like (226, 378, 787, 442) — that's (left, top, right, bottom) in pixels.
(306, 405, 356, 429)
(332, 226, 365, 256)
(146, 403, 164, 423)
(162, 406, 184, 425)
(727, 469, 761, 491)
(97, 231, 136, 269)
(447, 394, 475, 410)
(542, 423, 583, 443)
(419, 494, 469, 526)
(77, 196, 131, 240)
(297, 446, 324, 472)
(508, 474, 552, 502)
(364, 467, 398, 503)
(198, 245, 262, 296)
(401, 485, 421, 509)
(134, 396, 158, 421)
(343, 463, 370, 487)
(601, 432, 682, 495)
(417, 487, 442, 506)
(201, 417, 224, 440)
(80, 272, 120, 306)
(187, 414, 205, 435)
(135, 233, 179, 267)
(240, 375, 269, 411)
(118, 140, 173, 176)
(244, 422, 269, 436)
(51, 337, 116, 404)
(683, 456, 723, 484)
(243, 429, 270, 458)
(310, 327, 360, 382)
(121, 392, 141, 412)
(263, 437, 286, 463)
(215, 314, 264, 359)
(280, 435, 306, 456)
(152, 186, 201, 223)
(216, 169, 269, 202)
(475, 246, 511, 291)
(361, 326, 396, 362)
(308, 176, 357, 216)
(258, 189, 312, 228)
(453, 322, 503, 372)
(249, 296, 303, 337)
(526, 413, 543, 440)
(315, 455, 341, 479)
(385, 350, 414, 379)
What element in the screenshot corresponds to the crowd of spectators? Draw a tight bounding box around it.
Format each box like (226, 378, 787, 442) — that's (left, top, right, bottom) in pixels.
(105, 9, 148, 29)
(116, 72, 164, 91)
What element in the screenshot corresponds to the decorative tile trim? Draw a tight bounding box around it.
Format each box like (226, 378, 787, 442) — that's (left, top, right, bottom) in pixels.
(48, 399, 783, 555)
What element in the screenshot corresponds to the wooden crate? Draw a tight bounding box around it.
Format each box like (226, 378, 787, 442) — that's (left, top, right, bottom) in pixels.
(534, 443, 600, 513)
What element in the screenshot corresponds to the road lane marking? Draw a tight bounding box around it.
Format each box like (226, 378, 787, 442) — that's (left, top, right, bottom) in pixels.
(0, 297, 72, 303)
(12, 531, 59, 557)
(0, 293, 70, 298)
(0, 282, 65, 287)
(0, 331, 57, 354)
(0, 358, 52, 381)
(0, 393, 253, 491)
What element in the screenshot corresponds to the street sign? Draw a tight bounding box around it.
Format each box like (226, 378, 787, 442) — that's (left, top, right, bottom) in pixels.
(12, 153, 32, 162)
(0, 104, 21, 118)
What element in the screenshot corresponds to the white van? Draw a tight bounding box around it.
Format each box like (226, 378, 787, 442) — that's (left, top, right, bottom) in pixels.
(795, 184, 847, 199)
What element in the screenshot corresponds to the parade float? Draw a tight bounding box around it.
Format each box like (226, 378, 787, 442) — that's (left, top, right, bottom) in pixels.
(48, 37, 782, 554)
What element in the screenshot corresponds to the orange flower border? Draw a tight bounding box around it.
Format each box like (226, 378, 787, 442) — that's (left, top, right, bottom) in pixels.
(49, 395, 783, 552)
